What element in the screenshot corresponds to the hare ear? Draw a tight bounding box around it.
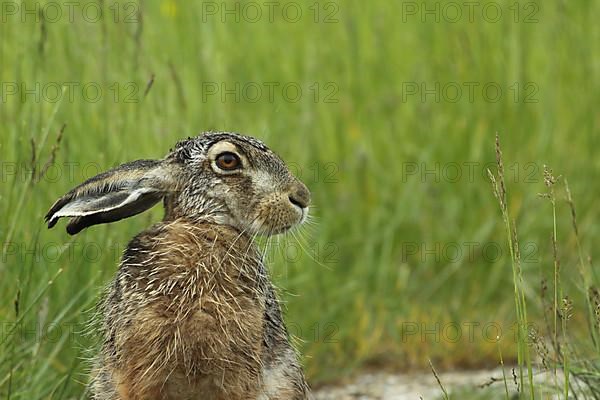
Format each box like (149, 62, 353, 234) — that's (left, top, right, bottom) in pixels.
(45, 159, 175, 235)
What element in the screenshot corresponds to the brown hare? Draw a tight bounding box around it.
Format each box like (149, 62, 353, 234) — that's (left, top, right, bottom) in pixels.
(46, 132, 313, 400)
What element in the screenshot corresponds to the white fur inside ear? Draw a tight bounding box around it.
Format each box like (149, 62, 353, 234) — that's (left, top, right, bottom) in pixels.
(49, 188, 156, 224)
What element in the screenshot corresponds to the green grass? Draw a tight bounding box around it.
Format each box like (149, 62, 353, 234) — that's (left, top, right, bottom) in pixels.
(1, 0, 599, 398)
(434, 138, 600, 399)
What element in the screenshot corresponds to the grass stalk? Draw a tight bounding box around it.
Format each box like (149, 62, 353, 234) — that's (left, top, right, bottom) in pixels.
(498, 339, 511, 399)
(488, 133, 535, 399)
(429, 359, 450, 400)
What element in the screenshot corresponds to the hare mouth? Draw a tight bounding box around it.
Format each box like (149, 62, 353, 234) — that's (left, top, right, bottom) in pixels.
(249, 210, 306, 236)
(266, 224, 296, 235)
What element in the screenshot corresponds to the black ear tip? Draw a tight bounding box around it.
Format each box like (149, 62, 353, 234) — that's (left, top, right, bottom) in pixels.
(45, 209, 58, 228)
(44, 209, 55, 222)
(47, 218, 58, 229)
(66, 217, 85, 235)
(66, 226, 80, 235)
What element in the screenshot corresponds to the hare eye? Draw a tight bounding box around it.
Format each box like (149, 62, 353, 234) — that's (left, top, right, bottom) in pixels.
(215, 152, 241, 171)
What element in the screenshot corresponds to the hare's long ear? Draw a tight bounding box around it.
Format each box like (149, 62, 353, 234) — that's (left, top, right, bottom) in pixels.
(45, 159, 176, 235)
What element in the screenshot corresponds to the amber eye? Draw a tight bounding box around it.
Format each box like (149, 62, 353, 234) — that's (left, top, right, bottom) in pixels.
(215, 152, 241, 171)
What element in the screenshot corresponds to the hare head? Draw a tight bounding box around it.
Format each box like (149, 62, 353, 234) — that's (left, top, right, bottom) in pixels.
(46, 132, 310, 236)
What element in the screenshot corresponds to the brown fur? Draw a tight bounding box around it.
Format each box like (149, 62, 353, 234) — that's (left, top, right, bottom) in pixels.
(93, 220, 263, 399)
(46, 132, 313, 399)
(92, 220, 310, 399)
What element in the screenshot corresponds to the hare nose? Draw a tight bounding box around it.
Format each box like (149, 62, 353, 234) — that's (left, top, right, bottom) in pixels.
(288, 184, 310, 209)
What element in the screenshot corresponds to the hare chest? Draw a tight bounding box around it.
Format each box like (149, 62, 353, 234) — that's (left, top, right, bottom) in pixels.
(98, 221, 269, 400)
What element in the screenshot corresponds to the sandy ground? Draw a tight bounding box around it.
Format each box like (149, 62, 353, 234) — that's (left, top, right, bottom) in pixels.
(314, 368, 577, 399)
(314, 369, 508, 399)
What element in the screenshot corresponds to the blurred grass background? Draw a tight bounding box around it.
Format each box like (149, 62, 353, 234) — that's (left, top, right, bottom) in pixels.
(0, 0, 599, 398)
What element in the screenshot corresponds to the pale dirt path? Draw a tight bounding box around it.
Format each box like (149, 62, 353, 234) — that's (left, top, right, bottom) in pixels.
(313, 369, 508, 400)
(314, 368, 573, 399)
